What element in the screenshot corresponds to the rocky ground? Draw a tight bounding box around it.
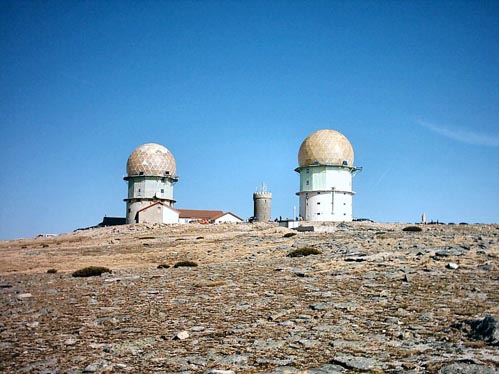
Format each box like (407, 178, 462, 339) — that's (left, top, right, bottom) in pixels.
(0, 222, 497, 373)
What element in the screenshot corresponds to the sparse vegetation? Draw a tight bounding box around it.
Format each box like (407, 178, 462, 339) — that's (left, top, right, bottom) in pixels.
(46, 268, 57, 274)
(283, 232, 297, 238)
(287, 247, 322, 257)
(403, 226, 423, 232)
(72, 266, 112, 277)
(157, 264, 170, 269)
(174, 261, 198, 268)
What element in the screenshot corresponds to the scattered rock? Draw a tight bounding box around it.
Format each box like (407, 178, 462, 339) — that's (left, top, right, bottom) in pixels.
(64, 338, 78, 346)
(218, 354, 248, 365)
(331, 353, 378, 371)
(446, 262, 459, 269)
(0, 222, 497, 373)
(83, 359, 110, 372)
(438, 362, 497, 374)
(17, 293, 32, 299)
(174, 330, 190, 340)
(465, 316, 499, 346)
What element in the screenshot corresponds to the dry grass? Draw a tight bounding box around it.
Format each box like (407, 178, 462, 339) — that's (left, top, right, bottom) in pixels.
(173, 260, 198, 268)
(403, 226, 423, 232)
(72, 266, 112, 277)
(287, 247, 322, 257)
(193, 280, 227, 287)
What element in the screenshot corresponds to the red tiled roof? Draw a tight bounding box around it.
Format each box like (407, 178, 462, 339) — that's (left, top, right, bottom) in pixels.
(176, 209, 224, 220)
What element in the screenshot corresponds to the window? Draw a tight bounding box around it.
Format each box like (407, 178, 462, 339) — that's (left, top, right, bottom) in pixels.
(161, 189, 164, 193)
(139, 172, 144, 175)
(306, 180, 309, 186)
(317, 213, 321, 215)
(317, 202, 321, 205)
(306, 169, 310, 173)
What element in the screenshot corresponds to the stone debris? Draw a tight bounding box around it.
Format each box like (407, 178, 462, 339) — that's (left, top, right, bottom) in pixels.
(330, 353, 379, 371)
(465, 316, 499, 346)
(0, 222, 498, 373)
(437, 362, 498, 374)
(16, 293, 32, 299)
(174, 330, 190, 340)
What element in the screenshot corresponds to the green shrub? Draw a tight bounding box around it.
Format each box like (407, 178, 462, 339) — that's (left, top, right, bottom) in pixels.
(72, 266, 112, 277)
(287, 247, 322, 257)
(403, 226, 422, 232)
(174, 261, 198, 268)
(157, 264, 170, 269)
(47, 268, 57, 274)
(283, 232, 297, 238)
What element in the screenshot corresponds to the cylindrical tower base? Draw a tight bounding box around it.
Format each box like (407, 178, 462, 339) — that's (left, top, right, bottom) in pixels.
(253, 192, 272, 222)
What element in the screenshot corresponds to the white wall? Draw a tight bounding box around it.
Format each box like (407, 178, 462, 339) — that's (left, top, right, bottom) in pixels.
(214, 213, 243, 224)
(298, 165, 355, 222)
(162, 206, 179, 224)
(299, 191, 353, 221)
(128, 177, 174, 200)
(300, 167, 352, 192)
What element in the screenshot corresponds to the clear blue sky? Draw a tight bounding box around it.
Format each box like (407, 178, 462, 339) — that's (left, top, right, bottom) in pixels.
(1, 1, 498, 239)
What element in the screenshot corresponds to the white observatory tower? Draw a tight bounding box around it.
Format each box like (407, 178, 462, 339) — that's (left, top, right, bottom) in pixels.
(296, 129, 361, 222)
(124, 143, 178, 224)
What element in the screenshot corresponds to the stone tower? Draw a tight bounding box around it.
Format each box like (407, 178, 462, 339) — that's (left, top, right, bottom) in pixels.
(253, 183, 272, 222)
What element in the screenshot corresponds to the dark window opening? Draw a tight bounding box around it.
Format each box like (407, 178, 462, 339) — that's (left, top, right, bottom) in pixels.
(317, 202, 321, 205)
(161, 189, 164, 193)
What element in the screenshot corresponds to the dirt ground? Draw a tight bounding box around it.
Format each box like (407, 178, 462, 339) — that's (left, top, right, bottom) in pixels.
(0, 222, 497, 373)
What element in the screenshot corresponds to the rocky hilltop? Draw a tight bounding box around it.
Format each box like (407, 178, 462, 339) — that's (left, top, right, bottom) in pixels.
(0, 222, 498, 373)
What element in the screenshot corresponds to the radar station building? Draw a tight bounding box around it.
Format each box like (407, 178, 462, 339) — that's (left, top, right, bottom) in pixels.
(253, 184, 272, 222)
(124, 143, 179, 224)
(296, 129, 361, 222)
